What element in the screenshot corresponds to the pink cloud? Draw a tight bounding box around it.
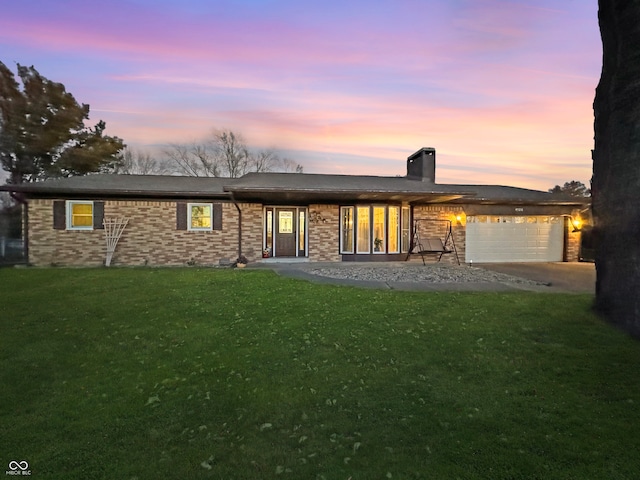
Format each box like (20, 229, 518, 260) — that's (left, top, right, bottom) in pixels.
(0, 0, 598, 191)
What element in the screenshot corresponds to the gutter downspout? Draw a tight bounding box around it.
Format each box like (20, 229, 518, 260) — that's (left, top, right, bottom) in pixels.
(9, 192, 29, 264)
(230, 193, 242, 261)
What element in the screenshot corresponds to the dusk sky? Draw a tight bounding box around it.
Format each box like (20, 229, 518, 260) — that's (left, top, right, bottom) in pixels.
(1, 0, 601, 190)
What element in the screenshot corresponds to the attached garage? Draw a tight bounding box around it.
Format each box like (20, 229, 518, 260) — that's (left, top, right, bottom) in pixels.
(465, 215, 564, 263)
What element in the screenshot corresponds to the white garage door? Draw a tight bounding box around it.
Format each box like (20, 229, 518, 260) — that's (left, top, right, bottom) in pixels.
(465, 216, 564, 263)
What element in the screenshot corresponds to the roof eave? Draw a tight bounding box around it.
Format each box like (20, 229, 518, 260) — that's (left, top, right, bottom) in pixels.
(0, 185, 231, 200)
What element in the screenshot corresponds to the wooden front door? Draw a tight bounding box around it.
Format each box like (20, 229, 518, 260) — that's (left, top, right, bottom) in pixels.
(275, 208, 297, 257)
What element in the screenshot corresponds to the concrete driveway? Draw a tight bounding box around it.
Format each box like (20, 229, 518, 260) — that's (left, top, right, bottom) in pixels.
(476, 262, 596, 293)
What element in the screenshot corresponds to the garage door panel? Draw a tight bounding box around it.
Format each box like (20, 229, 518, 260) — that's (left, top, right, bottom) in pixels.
(466, 217, 563, 263)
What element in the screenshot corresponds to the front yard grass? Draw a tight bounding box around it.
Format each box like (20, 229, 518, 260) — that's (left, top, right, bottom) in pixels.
(1, 267, 639, 479)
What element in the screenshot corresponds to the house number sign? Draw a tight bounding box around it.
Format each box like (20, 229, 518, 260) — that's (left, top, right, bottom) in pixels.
(279, 211, 294, 233)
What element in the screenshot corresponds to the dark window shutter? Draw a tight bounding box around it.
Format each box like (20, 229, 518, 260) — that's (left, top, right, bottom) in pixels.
(93, 202, 105, 229)
(213, 203, 223, 231)
(176, 202, 187, 230)
(53, 201, 66, 230)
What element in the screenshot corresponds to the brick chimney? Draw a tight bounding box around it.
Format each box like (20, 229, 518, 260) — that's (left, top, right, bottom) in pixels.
(406, 147, 436, 182)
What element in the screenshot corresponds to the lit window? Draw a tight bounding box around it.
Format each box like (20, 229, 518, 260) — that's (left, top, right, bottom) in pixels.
(401, 206, 411, 253)
(67, 201, 94, 230)
(340, 207, 354, 254)
(356, 207, 370, 253)
(265, 209, 273, 252)
(299, 211, 306, 252)
(373, 206, 386, 253)
(188, 203, 212, 231)
(388, 206, 400, 253)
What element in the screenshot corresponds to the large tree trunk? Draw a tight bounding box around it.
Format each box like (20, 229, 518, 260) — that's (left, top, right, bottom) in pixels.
(593, 0, 640, 338)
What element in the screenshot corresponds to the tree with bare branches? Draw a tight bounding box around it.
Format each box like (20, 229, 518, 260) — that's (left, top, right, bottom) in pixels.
(280, 157, 304, 173)
(115, 147, 171, 175)
(163, 129, 304, 177)
(163, 141, 219, 177)
(215, 130, 249, 177)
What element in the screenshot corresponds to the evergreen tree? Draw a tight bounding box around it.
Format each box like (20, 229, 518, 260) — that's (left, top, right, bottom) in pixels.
(0, 62, 124, 184)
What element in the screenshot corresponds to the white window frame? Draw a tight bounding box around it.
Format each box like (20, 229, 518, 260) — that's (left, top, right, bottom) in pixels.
(340, 206, 355, 254)
(372, 206, 386, 254)
(187, 203, 213, 231)
(401, 206, 411, 253)
(388, 206, 400, 254)
(66, 200, 94, 231)
(356, 206, 371, 254)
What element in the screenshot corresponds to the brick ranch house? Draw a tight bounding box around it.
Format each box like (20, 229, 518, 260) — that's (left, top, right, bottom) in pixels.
(1, 148, 587, 267)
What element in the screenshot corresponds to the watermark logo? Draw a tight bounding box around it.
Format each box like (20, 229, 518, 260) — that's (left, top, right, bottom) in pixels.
(6, 461, 30, 476)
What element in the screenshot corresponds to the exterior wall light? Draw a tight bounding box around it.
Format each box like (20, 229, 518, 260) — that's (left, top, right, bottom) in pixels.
(571, 217, 582, 232)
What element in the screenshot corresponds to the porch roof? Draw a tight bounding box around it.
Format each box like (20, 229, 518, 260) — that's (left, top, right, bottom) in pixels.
(225, 172, 473, 203)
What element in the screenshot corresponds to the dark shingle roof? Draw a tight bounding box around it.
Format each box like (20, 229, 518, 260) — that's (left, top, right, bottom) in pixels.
(1, 174, 232, 199)
(1, 172, 586, 206)
(446, 184, 584, 205)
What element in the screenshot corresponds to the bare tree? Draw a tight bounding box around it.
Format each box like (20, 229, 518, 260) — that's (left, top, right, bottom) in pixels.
(280, 157, 304, 173)
(593, 0, 640, 338)
(163, 128, 305, 177)
(163, 141, 219, 177)
(214, 130, 249, 178)
(248, 149, 279, 173)
(115, 147, 171, 175)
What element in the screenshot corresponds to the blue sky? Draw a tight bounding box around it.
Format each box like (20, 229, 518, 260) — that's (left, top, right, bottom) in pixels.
(0, 0, 601, 189)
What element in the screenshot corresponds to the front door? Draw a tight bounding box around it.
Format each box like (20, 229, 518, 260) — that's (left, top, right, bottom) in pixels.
(275, 208, 297, 257)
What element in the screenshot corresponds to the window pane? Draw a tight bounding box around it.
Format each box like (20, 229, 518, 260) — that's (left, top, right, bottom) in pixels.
(190, 204, 212, 229)
(299, 211, 305, 251)
(388, 206, 399, 253)
(266, 210, 273, 250)
(401, 206, 410, 253)
(356, 207, 370, 253)
(72, 215, 93, 227)
(278, 211, 293, 233)
(71, 203, 93, 227)
(72, 204, 92, 215)
(340, 207, 354, 254)
(373, 206, 385, 253)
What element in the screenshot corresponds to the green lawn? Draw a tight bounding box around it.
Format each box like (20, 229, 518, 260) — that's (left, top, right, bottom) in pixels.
(1, 268, 639, 479)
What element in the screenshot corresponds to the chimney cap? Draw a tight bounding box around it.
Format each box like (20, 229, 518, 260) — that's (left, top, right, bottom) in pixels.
(408, 147, 436, 161)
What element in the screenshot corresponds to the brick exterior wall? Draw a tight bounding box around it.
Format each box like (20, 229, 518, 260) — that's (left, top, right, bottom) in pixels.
(238, 203, 263, 262)
(565, 227, 581, 262)
(308, 204, 341, 262)
(411, 205, 466, 265)
(27, 199, 262, 267)
(27, 199, 580, 266)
